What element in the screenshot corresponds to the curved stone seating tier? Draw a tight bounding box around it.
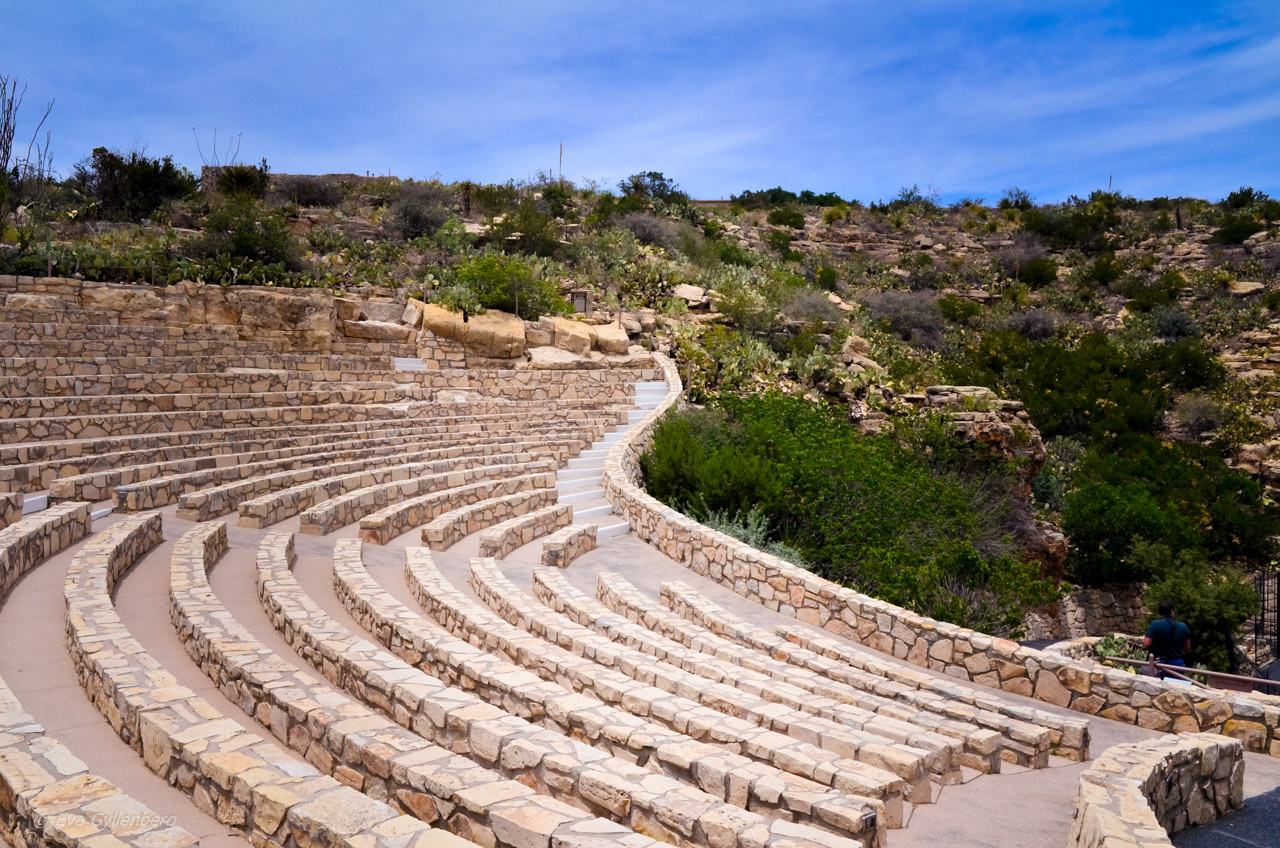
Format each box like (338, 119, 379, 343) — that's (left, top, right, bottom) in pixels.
(0, 352, 404, 378)
(534, 571, 1010, 774)
(1069, 734, 1243, 848)
(106, 424, 585, 512)
(0, 504, 198, 848)
(240, 455, 558, 531)
(604, 354, 1280, 755)
(184, 432, 584, 523)
(1, 395, 626, 444)
(468, 560, 962, 791)
(650, 580, 1089, 764)
(402, 549, 918, 811)
(61, 514, 489, 848)
(168, 522, 672, 848)
(541, 524, 598, 569)
(420, 489, 562, 551)
(0, 372, 414, 399)
(334, 542, 903, 831)
(301, 463, 558, 537)
(0, 384, 435, 419)
(0, 305, 125, 325)
(0, 491, 20, 529)
(255, 533, 880, 848)
(0, 339, 286, 360)
(477, 504, 573, 559)
(8, 414, 585, 497)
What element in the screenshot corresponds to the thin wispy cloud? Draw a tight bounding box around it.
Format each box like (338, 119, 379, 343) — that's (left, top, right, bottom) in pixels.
(7, 1, 1279, 202)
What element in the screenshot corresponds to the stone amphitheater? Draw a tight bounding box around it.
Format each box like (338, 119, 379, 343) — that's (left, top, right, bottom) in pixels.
(0, 275, 1276, 848)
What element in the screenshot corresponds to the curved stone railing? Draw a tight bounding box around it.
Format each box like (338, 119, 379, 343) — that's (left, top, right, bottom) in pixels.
(1069, 733, 1243, 847)
(254, 532, 880, 848)
(602, 354, 1280, 754)
(63, 514, 478, 848)
(476, 503, 572, 558)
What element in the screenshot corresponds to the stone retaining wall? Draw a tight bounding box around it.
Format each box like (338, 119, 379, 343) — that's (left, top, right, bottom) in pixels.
(0, 492, 21, 530)
(1069, 733, 1243, 847)
(602, 354, 1280, 755)
(1024, 584, 1147, 641)
(421, 486, 559, 550)
(542, 524, 598, 568)
(478, 504, 573, 558)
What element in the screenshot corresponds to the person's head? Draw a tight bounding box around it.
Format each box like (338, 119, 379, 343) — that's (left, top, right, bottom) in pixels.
(1158, 600, 1175, 618)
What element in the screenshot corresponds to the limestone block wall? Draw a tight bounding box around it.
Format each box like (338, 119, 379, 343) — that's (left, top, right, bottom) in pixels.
(1068, 733, 1243, 847)
(541, 524, 597, 568)
(477, 503, 573, 558)
(1024, 584, 1147, 641)
(0, 492, 21, 530)
(603, 354, 1280, 755)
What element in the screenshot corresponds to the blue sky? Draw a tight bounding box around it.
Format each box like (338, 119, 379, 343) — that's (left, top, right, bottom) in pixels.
(8, 2, 1280, 203)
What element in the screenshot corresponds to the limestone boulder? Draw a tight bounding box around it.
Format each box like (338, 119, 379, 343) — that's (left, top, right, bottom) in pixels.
(672, 284, 708, 308)
(400, 298, 424, 327)
(525, 345, 607, 370)
(594, 323, 631, 355)
(79, 284, 172, 323)
(227, 286, 337, 335)
(342, 320, 413, 342)
(336, 298, 366, 322)
(5, 292, 67, 311)
(552, 317, 595, 354)
(420, 304, 525, 359)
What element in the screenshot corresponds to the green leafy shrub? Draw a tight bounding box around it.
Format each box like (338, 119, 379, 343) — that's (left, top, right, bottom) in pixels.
(938, 294, 981, 325)
(1022, 191, 1123, 253)
(488, 197, 562, 257)
(393, 195, 449, 240)
(1019, 255, 1058, 287)
(68, 146, 197, 221)
(863, 290, 945, 350)
(190, 197, 300, 269)
(270, 175, 342, 207)
(450, 252, 570, 319)
(640, 395, 1059, 635)
(763, 228, 802, 260)
(814, 264, 838, 291)
(767, 206, 806, 229)
(618, 212, 681, 252)
(1212, 212, 1266, 244)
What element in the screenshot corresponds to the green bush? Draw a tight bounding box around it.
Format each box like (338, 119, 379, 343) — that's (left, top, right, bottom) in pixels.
(393, 196, 449, 240)
(68, 146, 197, 222)
(1021, 191, 1123, 253)
(1212, 212, 1266, 244)
(764, 228, 801, 260)
(938, 294, 981, 325)
(488, 197, 562, 257)
(450, 253, 570, 319)
(1019, 255, 1058, 287)
(640, 395, 1060, 635)
(190, 197, 299, 269)
(767, 206, 806, 229)
(215, 162, 271, 199)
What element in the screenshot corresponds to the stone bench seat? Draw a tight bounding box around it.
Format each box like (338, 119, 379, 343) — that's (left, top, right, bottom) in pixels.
(0, 384, 435, 418)
(420, 489, 563, 551)
(405, 550, 927, 809)
(477, 504, 574, 559)
(181, 431, 587, 522)
(0, 504, 200, 848)
(0, 338, 287, 359)
(0, 352, 403, 377)
(541, 524, 598, 568)
(359, 478, 565, 546)
(254, 532, 881, 848)
(0, 491, 20, 528)
(586, 572, 1051, 769)
(0, 371, 422, 399)
(537, 571, 1011, 773)
(299, 462, 558, 536)
(335, 542, 907, 827)
(167, 521, 682, 848)
(469, 559, 962, 789)
(62, 514, 482, 848)
(99, 425, 583, 511)
(657, 579, 1091, 764)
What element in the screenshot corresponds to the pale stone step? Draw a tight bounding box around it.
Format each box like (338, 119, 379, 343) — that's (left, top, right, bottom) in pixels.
(393, 357, 430, 371)
(597, 520, 630, 539)
(558, 467, 604, 481)
(557, 476, 603, 492)
(561, 487, 606, 504)
(567, 456, 606, 469)
(573, 503, 614, 520)
(22, 493, 47, 514)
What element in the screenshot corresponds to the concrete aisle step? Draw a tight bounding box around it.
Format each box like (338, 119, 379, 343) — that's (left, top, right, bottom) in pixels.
(560, 487, 606, 504)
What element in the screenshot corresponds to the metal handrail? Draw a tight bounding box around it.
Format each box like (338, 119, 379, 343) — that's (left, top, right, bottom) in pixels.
(1103, 656, 1280, 694)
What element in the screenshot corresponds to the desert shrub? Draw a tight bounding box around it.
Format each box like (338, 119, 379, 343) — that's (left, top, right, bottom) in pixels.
(992, 233, 1047, 276)
(764, 228, 802, 260)
(618, 212, 681, 252)
(1083, 252, 1124, 286)
(814, 264, 838, 291)
(640, 395, 1059, 635)
(1152, 338, 1226, 392)
(998, 187, 1033, 212)
(271, 175, 342, 207)
(701, 507, 808, 566)
(781, 288, 842, 324)
(1022, 191, 1123, 253)
(1032, 436, 1085, 512)
(1006, 309, 1062, 340)
(712, 239, 752, 266)
(1150, 305, 1201, 339)
(767, 206, 806, 229)
(1126, 269, 1185, 311)
(190, 197, 300, 269)
(938, 294, 981, 325)
(1212, 212, 1266, 245)
(863, 290, 945, 350)
(473, 182, 519, 216)
(488, 197, 562, 257)
(215, 162, 271, 199)
(450, 252, 570, 319)
(68, 146, 197, 222)
(1020, 256, 1058, 287)
(1173, 394, 1225, 439)
(392, 187, 451, 240)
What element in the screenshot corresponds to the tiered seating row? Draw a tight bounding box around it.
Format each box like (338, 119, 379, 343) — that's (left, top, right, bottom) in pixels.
(255, 532, 877, 848)
(541, 524, 598, 569)
(0, 492, 19, 528)
(0, 352, 406, 377)
(655, 579, 1091, 763)
(0, 506, 194, 848)
(421, 489, 561, 551)
(301, 463, 558, 536)
(468, 560, 964, 790)
(532, 570, 1010, 772)
(166, 521, 667, 848)
(334, 541, 902, 831)
(477, 504, 573, 559)
(403, 550, 917, 810)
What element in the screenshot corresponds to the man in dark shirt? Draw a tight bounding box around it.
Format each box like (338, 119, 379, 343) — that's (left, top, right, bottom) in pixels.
(1143, 600, 1191, 670)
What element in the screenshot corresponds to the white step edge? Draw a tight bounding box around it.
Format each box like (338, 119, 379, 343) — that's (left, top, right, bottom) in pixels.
(91, 506, 114, 521)
(567, 457, 607, 469)
(574, 504, 614, 520)
(560, 488, 606, 504)
(557, 477, 603, 492)
(597, 521, 630, 539)
(21, 494, 48, 515)
(558, 468, 604, 481)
